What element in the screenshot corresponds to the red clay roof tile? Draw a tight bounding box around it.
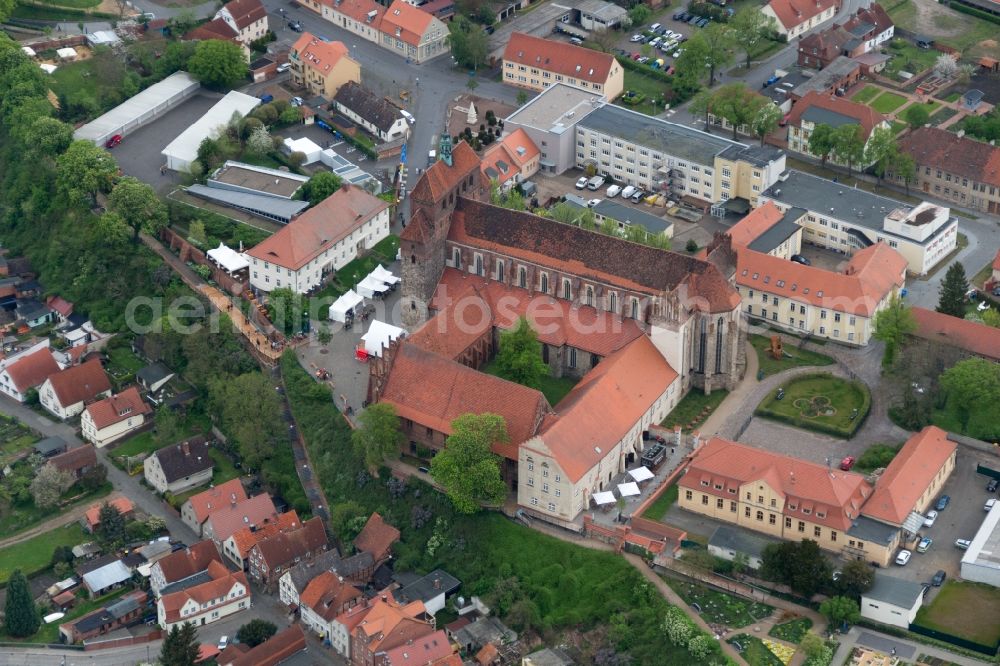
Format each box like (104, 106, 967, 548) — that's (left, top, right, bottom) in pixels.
(3, 347, 59, 393)
(910, 306, 1000, 362)
(84, 386, 151, 431)
(45, 359, 111, 408)
(504, 32, 616, 85)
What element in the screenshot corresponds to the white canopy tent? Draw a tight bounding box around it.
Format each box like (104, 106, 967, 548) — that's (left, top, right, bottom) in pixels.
(617, 482, 640, 497)
(592, 491, 616, 506)
(370, 265, 400, 285)
(328, 290, 364, 322)
(356, 275, 391, 298)
(628, 466, 655, 483)
(207, 243, 249, 274)
(360, 320, 406, 357)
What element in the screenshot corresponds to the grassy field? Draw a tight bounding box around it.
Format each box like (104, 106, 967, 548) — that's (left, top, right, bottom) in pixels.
(914, 581, 1000, 647)
(930, 393, 1000, 442)
(0, 415, 37, 465)
(882, 40, 940, 80)
(887, 0, 1000, 59)
(643, 483, 678, 521)
(942, 91, 962, 103)
(728, 633, 785, 666)
(481, 360, 579, 407)
(890, 120, 908, 135)
(870, 92, 909, 114)
(756, 373, 870, 438)
(661, 388, 728, 430)
(750, 334, 835, 378)
(32, 0, 101, 8)
(666, 578, 774, 628)
(49, 55, 123, 105)
(618, 69, 669, 116)
(909, 100, 942, 115)
(852, 85, 881, 104)
(0, 523, 89, 583)
(768, 617, 813, 643)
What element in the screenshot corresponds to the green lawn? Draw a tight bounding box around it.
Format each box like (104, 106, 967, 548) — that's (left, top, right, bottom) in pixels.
(106, 344, 146, 387)
(851, 85, 881, 104)
(728, 634, 785, 666)
(909, 100, 941, 115)
(756, 373, 871, 438)
(0, 523, 89, 583)
(0, 415, 37, 465)
(481, 360, 579, 408)
(49, 55, 123, 108)
(886, 0, 1000, 59)
(0, 482, 111, 538)
(914, 581, 1000, 648)
(768, 617, 813, 643)
(890, 120, 908, 135)
(942, 92, 962, 103)
(316, 235, 399, 309)
(666, 578, 774, 628)
(32, 0, 100, 9)
(930, 393, 1000, 442)
(643, 483, 678, 521)
(112, 431, 159, 461)
(870, 92, 909, 115)
(881, 40, 941, 80)
(750, 334, 835, 378)
(617, 69, 669, 116)
(210, 447, 240, 485)
(661, 389, 728, 430)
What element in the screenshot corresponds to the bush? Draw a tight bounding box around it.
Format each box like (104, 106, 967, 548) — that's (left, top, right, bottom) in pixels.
(947, 1, 1000, 25)
(620, 90, 647, 106)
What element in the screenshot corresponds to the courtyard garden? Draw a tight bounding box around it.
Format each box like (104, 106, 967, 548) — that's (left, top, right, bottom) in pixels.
(728, 634, 785, 666)
(755, 373, 870, 438)
(315, 234, 400, 306)
(913, 581, 1000, 650)
(481, 359, 579, 407)
(870, 91, 909, 115)
(661, 388, 728, 430)
(642, 482, 678, 521)
(665, 578, 774, 628)
(0, 415, 37, 466)
(750, 334, 835, 378)
(768, 616, 813, 643)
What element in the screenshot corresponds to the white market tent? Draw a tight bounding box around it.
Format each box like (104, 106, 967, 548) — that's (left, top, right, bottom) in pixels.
(207, 243, 249, 274)
(371, 265, 400, 285)
(329, 290, 364, 322)
(618, 482, 640, 497)
(39, 63, 57, 74)
(21, 46, 36, 58)
(361, 320, 406, 357)
(86, 30, 120, 47)
(284, 137, 323, 165)
(56, 47, 78, 60)
(356, 274, 391, 298)
(629, 466, 655, 483)
(162, 90, 260, 172)
(75, 71, 199, 145)
(593, 491, 616, 506)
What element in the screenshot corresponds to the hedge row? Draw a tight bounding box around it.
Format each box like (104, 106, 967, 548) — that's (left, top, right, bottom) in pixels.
(754, 374, 871, 439)
(947, 1, 1000, 26)
(616, 54, 673, 83)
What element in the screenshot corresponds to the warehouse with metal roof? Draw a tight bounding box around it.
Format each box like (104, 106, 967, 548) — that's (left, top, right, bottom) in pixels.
(162, 91, 261, 172)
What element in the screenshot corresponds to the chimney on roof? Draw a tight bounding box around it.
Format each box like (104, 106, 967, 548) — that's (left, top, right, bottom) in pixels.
(182, 442, 190, 456)
(433, 575, 441, 590)
(381, 594, 388, 602)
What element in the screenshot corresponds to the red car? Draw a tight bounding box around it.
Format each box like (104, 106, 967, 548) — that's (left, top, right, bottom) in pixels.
(105, 134, 122, 149)
(631, 52, 642, 61)
(840, 456, 856, 471)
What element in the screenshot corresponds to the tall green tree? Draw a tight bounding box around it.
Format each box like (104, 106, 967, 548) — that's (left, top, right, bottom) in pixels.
(674, 33, 712, 87)
(236, 619, 277, 647)
(761, 540, 831, 598)
(108, 176, 168, 241)
(819, 596, 861, 626)
(936, 262, 968, 317)
(832, 124, 866, 175)
(56, 140, 118, 208)
(160, 622, 200, 666)
(807, 123, 837, 168)
(4, 569, 39, 637)
(209, 372, 283, 470)
(891, 150, 917, 195)
(188, 40, 248, 90)
(863, 126, 898, 186)
(29, 463, 74, 509)
(494, 317, 549, 390)
(447, 16, 489, 70)
(267, 287, 306, 335)
(729, 7, 776, 69)
(0, 0, 15, 23)
(430, 413, 508, 514)
(709, 83, 758, 139)
(700, 23, 735, 87)
(688, 89, 715, 132)
(940, 357, 1000, 429)
(96, 501, 126, 549)
(352, 403, 404, 472)
(835, 559, 875, 600)
(873, 294, 916, 368)
(17, 116, 73, 160)
(750, 99, 782, 146)
(303, 171, 342, 206)
(903, 103, 930, 129)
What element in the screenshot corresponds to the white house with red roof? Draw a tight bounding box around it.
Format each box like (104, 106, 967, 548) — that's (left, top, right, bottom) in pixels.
(308, 0, 449, 63)
(180, 478, 248, 535)
(502, 33, 624, 101)
(38, 358, 112, 420)
(80, 386, 152, 447)
(157, 560, 250, 630)
(0, 342, 59, 402)
(762, 0, 840, 39)
(214, 0, 268, 46)
(246, 184, 389, 294)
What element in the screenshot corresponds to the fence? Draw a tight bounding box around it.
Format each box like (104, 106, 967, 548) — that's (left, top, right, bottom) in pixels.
(908, 623, 1000, 656)
(24, 34, 86, 51)
(84, 629, 162, 651)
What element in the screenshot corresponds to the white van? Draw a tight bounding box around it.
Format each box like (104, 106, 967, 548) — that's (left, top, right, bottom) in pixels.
(400, 109, 415, 125)
(621, 185, 637, 199)
(650, 22, 662, 32)
(606, 184, 622, 198)
(586, 176, 604, 191)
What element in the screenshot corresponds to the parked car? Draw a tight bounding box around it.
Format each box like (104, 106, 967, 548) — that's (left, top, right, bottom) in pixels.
(288, 20, 303, 31)
(895, 550, 911, 566)
(631, 189, 646, 203)
(955, 539, 972, 550)
(570, 37, 583, 46)
(276, 63, 290, 73)
(936, 495, 951, 511)
(218, 636, 229, 650)
(931, 570, 946, 586)
(630, 34, 645, 42)
(916, 537, 932, 553)
(621, 185, 637, 199)
(588, 198, 601, 208)
(673, 10, 686, 19)
(259, 93, 274, 103)
(400, 109, 416, 125)
(987, 498, 998, 511)
(687, 14, 701, 24)
(290, 96, 304, 107)
(988, 478, 999, 492)
(576, 176, 590, 189)
(839, 456, 855, 471)
(697, 17, 710, 27)
(790, 254, 811, 265)
(104, 134, 122, 149)
(637, 57, 650, 64)
(632, 52, 643, 60)
(606, 184, 622, 197)
(923, 510, 938, 527)
(763, 75, 781, 88)
(650, 22, 662, 32)
(678, 11, 691, 21)
(587, 176, 604, 191)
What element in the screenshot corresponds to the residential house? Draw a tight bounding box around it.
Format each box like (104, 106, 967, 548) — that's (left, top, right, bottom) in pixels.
(246, 184, 391, 294)
(80, 386, 152, 447)
(82, 497, 135, 533)
(219, 625, 307, 666)
(144, 437, 214, 495)
(758, 171, 958, 275)
(59, 590, 147, 644)
(312, 0, 386, 46)
(861, 573, 924, 628)
(15, 299, 53, 328)
(39, 359, 112, 420)
(81, 559, 132, 596)
(247, 516, 329, 587)
(48, 444, 97, 479)
(784, 91, 890, 168)
(278, 549, 375, 611)
(290, 32, 361, 99)
(841, 3, 894, 52)
(150, 540, 223, 597)
(909, 306, 1000, 362)
(136, 362, 175, 395)
(157, 560, 250, 630)
(762, 0, 840, 39)
(384, 629, 454, 664)
(480, 128, 540, 193)
(502, 32, 624, 101)
(184, 19, 252, 61)
(214, 0, 269, 45)
(334, 591, 436, 662)
(393, 569, 460, 615)
(377, 0, 450, 63)
(734, 241, 908, 345)
(797, 25, 859, 69)
(180, 478, 247, 535)
(0, 345, 58, 401)
(223, 510, 303, 570)
(333, 81, 410, 143)
(201, 493, 278, 543)
(726, 201, 804, 260)
(888, 126, 1000, 215)
(353, 512, 400, 566)
(298, 571, 364, 644)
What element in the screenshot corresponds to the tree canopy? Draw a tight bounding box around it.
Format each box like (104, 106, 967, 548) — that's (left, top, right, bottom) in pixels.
(729, 8, 776, 69)
(863, 126, 898, 185)
(819, 595, 861, 626)
(831, 124, 865, 175)
(97, 501, 127, 549)
(161, 622, 200, 666)
(209, 372, 284, 470)
(4, 569, 40, 637)
(267, 287, 306, 335)
(447, 17, 489, 70)
(302, 171, 342, 206)
(940, 357, 1000, 429)
(109, 176, 169, 241)
(57, 140, 118, 207)
(761, 539, 831, 598)
(807, 123, 837, 167)
(834, 559, 875, 600)
(236, 619, 277, 647)
(936, 262, 968, 318)
(188, 40, 249, 90)
(430, 413, 508, 513)
(493, 317, 549, 390)
(873, 294, 916, 368)
(352, 403, 404, 472)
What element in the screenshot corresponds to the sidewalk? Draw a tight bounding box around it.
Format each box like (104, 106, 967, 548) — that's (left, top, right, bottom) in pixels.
(698, 338, 759, 437)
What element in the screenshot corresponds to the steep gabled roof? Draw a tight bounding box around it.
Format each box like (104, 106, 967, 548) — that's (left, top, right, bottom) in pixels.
(83, 497, 135, 530)
(292, 33, 353, 77)
(221, 0, 266, 29)
(786, 91, 887, 140)
(897, 126, 1000, 188)
(229, 510, 302, 559)
(185, 17, 239, 42)
(353, 512, 400, 560)
(49, 444, 97, 474)
(184, 478, 248, 525)
(227, 625, 306, 666)
(766, 0, 839, 30)
(252, 516, 327, 570)
(381, 0, 438, 47)
(154, 541, 222, 586)
(410, 140, 481, 205)
(4, 347, 59, 392)
(798, 25, 855, 62)
(333, 81, 402, 134)
(45, 359, 111, 407)
(159, 561, 247, 623)
(152, 437, 213, 484)
(84, 386, 151, 430)
(299, 570, 362, 621)
(503, 32, 616, 85)
(204, 494, 278, 542)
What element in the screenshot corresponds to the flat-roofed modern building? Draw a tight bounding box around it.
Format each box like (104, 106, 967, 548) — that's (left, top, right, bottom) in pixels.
(759, 170, 958, 274)
(209, 161, 309, 199)
(962, 501, 1000, 587)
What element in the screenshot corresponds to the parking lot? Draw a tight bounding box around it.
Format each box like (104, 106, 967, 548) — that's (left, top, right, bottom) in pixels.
(614, 10, 718, 65)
